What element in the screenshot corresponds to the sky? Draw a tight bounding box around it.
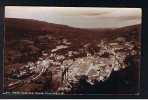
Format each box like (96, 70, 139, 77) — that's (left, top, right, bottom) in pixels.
(5, 6, 142, 28)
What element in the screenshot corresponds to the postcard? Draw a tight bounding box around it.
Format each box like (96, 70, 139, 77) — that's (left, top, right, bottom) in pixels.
(4, 6, 141, 95)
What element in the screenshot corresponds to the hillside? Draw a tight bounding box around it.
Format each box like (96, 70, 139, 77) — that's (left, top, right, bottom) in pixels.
(5, 18, 141, 41)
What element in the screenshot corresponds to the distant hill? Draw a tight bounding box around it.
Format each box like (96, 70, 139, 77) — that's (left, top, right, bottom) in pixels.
(5, 18, 141, 43)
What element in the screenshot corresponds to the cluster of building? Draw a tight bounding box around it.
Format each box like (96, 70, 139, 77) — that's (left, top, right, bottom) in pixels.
(8, 36, 139, 93)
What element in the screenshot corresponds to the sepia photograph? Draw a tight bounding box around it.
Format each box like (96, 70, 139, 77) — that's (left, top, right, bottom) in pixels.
(4, 6, 141, 95)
